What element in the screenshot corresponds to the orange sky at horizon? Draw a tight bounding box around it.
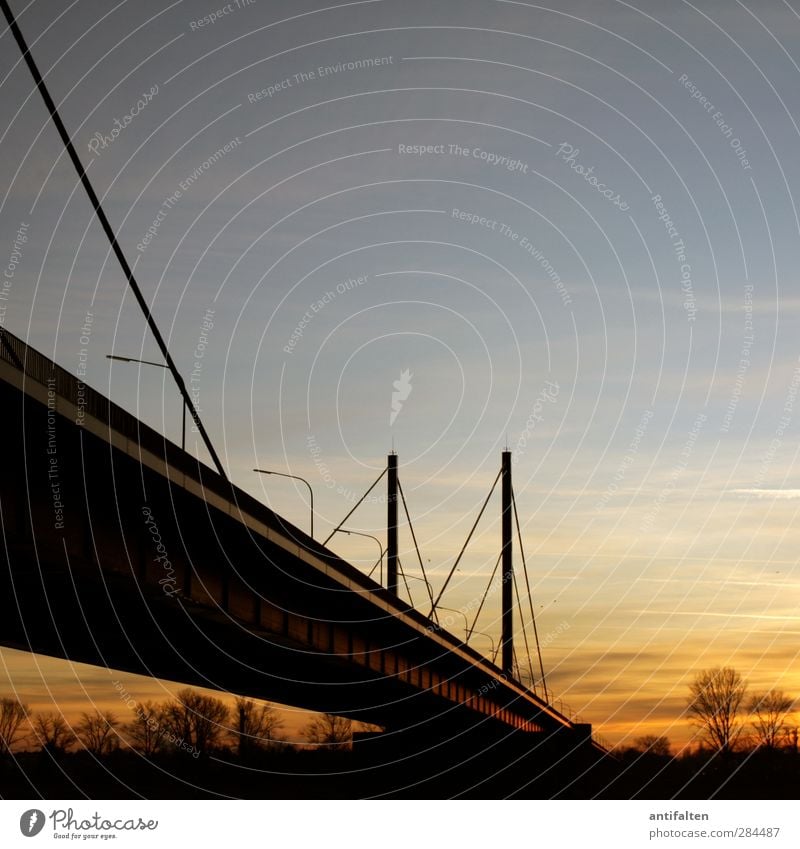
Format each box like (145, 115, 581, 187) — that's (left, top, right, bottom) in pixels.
(0, 647, 315, 748)
(2, 635, 796, 753)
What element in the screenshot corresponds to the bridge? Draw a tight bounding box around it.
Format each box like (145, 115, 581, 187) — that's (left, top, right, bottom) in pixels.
(0, 2, 611, 794)
(0, 328, 608, 789)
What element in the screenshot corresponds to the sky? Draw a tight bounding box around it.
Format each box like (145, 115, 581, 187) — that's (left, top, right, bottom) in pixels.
(2, 0, 800, 750)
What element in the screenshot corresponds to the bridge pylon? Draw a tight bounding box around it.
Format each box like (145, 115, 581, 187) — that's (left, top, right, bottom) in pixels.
(387, 452, 398, 593)
(501, 450, 514, 678)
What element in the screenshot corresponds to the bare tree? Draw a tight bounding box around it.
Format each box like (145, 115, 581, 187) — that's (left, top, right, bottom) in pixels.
(633, 735, 672, 757)
(162, 689, 229, 755)
(303, 713, 352, 749)
(748, 690, 794, 749)
(31, 711, 73, 754)
(687, 667, 747, 753)
(230, 697, 284, 757)
(0, 697, 30, 756)
(124, 700, 168, 757)
(76, 710, 120, 757)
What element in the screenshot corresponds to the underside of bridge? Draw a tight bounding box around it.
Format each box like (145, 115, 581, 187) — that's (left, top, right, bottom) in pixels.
(0, 330, 612, 795)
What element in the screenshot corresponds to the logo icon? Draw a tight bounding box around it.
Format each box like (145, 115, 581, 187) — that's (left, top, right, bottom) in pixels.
(390, 369, 413, 425)
(19, 809, 45, 837)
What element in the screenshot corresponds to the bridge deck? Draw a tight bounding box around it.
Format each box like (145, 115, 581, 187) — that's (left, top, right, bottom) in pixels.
(0, 328, 597, 748)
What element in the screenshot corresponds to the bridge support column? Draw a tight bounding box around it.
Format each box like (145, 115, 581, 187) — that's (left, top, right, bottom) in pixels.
(387, 452, 398, 593)
(502, 450, 513, 677)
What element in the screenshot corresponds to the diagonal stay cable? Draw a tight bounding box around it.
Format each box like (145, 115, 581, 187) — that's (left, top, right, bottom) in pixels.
(396, 558, 414, 607)
(512, 483, 548, 703)
(430, 467, 502, 617)
(322, 466, 387, 546)
(367, 553, 383, 579)
(512, 570, 536, 694)
(1, 0, 227, 479)
(397, 477, 436, 618)
(466, 550, 501, 642)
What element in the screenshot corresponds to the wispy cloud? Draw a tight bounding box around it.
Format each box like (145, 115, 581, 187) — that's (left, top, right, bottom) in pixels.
(731, 488, 800, 499)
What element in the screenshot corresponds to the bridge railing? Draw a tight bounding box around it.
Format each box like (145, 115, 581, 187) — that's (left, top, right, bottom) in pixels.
(546, 694, 612, 752)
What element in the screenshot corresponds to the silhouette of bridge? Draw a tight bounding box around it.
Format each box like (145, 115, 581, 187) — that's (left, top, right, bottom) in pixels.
(0, 2, 612, 793)
(0, 328, 605, 764)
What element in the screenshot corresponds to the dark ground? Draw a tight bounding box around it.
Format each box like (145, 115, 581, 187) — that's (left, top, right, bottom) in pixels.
(2, 744, 797, 799)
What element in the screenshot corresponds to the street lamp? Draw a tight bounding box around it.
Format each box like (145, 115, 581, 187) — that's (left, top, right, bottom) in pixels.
(253, 469, 314, 539)
(107, 354, 185, 449)
(437, 605, 469, 641)
(468, 629, 497, 661)
(334, 529, 384, 584)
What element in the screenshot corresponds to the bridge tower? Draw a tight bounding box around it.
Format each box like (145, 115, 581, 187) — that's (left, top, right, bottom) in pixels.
(387, 452, 398, 593)
(501, 450, 514, 677)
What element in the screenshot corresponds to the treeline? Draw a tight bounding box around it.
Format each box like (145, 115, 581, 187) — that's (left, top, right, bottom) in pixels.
(605, 667, 799, 799)
(0, 687, 356, 762)
(623, 666, 797, 757)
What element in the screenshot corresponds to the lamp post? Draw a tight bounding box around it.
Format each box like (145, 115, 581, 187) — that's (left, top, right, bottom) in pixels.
(469, 629, 497, 662)
(334, 529, 384, 584)
(253, 469, 314, 539)
(437, 605, 469, 642)
(107, 354, 185, 449)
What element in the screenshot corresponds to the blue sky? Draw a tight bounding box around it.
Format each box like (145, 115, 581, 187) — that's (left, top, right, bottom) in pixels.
(2, 0, 800, 745)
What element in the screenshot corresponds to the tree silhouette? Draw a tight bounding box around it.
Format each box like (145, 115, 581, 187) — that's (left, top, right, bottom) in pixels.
(687, 667, 747, 753)
(162, 689, 229, 755)
(632, 735, 672, 757)
(124, 700, 168, 757)
(31, 711, 73, 754)
(748, 690, 794, 749)
(76, 710, 120, 757)
(230, 697, 284, 757)
(303, 713, 352, 749)
(0, 697, 30, 756)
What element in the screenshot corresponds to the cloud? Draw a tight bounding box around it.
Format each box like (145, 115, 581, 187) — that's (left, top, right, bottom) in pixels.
(731, 488, 800, 500)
